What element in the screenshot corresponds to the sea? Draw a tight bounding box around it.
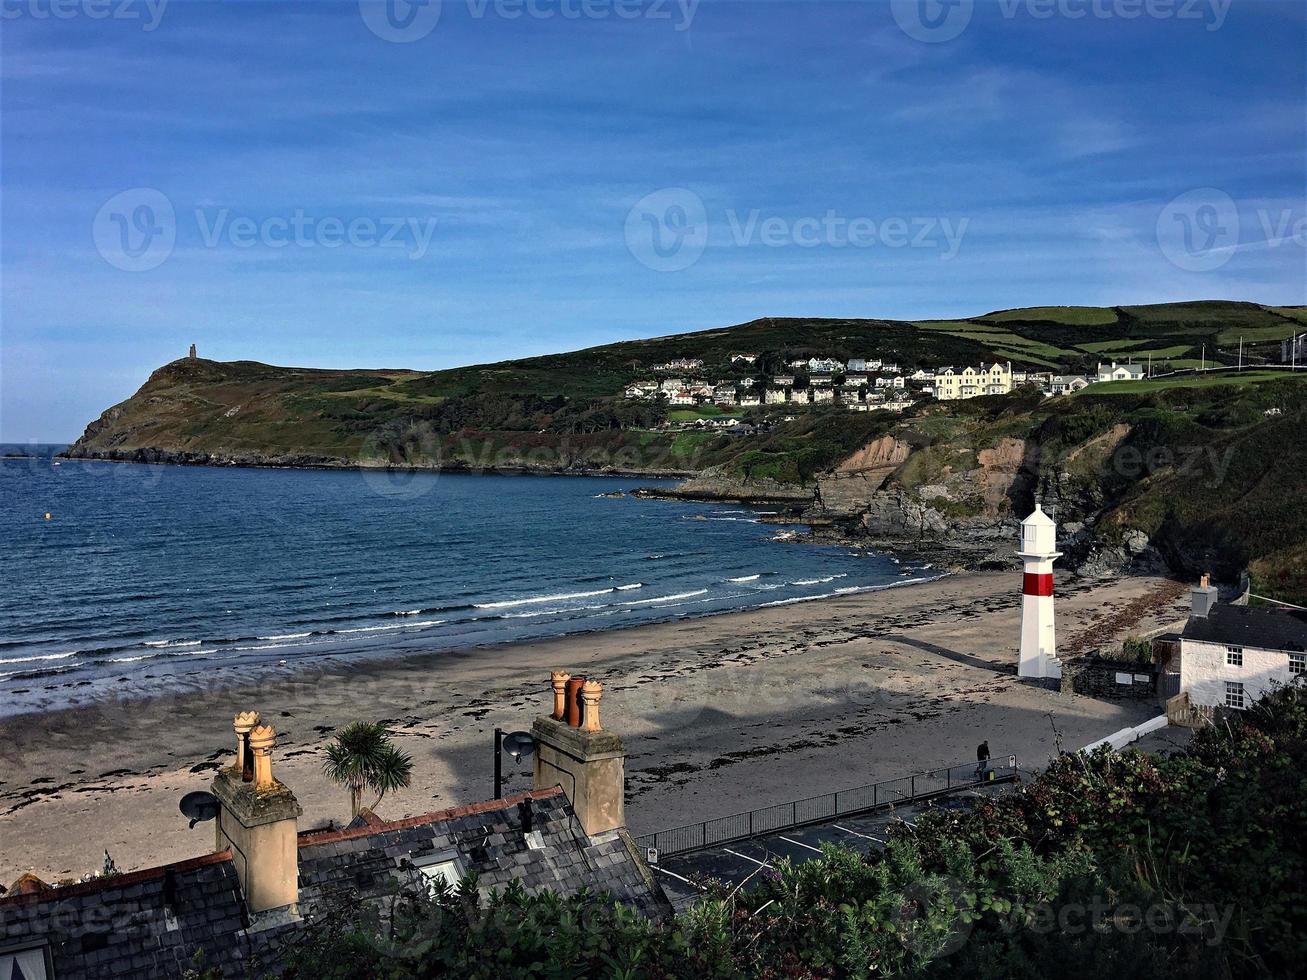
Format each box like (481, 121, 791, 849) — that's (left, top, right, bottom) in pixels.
(0, 448, 939, 717)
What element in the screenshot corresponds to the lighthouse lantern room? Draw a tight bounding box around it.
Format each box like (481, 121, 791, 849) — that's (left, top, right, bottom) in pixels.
(1018, 503, 1062, 680)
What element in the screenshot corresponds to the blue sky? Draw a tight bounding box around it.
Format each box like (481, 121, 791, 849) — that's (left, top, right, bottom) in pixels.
(2, 0, 1304, 441)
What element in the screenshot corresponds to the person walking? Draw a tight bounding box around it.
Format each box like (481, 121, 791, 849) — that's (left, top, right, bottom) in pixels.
(975, 740, 990, 780)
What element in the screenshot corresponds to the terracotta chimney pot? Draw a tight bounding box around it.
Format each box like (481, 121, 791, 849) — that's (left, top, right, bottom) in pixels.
(248, 724, 277, 790)
(233, 711, 260, 769)
(550, 671, 571, 720)
(1200, 572, 1211, 588)
(581, 681, 603, 733)
(564, 675, 586, 727)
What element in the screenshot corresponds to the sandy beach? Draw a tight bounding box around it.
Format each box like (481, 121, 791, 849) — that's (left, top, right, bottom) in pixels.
(0, 570, 1190, 885)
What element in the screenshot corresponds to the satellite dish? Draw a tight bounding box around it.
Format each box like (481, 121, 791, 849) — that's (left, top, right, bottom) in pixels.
(502, 731, 535, 763)
(179, 791, 221, 828)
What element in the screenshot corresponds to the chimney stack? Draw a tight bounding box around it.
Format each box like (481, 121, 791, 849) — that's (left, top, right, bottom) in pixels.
(533, 673, 625, 836)
(212, 711, 302, 915)
(1191, 573, 1218, 619)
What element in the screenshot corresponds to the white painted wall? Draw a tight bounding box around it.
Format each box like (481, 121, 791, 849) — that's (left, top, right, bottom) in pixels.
(1179, 639, 1298, 708)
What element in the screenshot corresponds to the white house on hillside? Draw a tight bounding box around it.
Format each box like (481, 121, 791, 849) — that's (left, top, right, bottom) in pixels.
(1177, 576, 1306, 710)
(1097, 361, 1145, 383)
(765, 388, 788, 404)
(808, 357, 843, 373)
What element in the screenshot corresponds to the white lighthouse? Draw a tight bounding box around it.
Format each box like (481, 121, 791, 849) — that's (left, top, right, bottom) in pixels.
(1017, 504, 1061, 680)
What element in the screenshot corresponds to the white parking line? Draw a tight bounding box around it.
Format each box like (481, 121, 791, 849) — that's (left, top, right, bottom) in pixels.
(776, 835, 823, 854)
(833, 824, 884, 843)
(651, 864, 696, 886)
(723, 847, 771, 868)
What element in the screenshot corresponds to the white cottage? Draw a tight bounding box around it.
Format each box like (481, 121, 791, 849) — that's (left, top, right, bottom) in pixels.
(1177, 577, 1306, 710)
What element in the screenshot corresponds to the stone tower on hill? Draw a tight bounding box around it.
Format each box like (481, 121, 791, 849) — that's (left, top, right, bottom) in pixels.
(189, 344, 197, 359)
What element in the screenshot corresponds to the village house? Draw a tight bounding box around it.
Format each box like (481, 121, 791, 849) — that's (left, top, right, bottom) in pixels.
(739, 394, 761, 407)
(809, 374, 834, 386)
(1046, 375, 1092, 396)
(812, 388, 834, 403)
(807, 357, 843, 373)
(880, 362, 900, 374)
(1173, 576, 1306, 713)
(792, 388, 812, 404)
(846, 358, 867, 372)
(843, 373, 869, 386)
(909, 368, 932, 381)
(933, 362, 1013, 401)
(624, 381, 658, 399)
(730, 353, 758, 365)
(1096, 361, 1145, 383)
(713, 384, 737, 402)
(653, 358, 703, 372)
(0, 682, 668, 979)
(668, 390, 695, 405)
(764, 388, 788, 405)
(658, 378, 684, 393)
(773, 374, 795, 387)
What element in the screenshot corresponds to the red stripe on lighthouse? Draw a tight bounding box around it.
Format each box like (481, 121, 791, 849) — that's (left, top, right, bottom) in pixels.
(1023, 573, 1054, 597)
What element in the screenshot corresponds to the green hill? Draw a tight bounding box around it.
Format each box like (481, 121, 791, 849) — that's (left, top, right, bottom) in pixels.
(64, 299, 1307, 601)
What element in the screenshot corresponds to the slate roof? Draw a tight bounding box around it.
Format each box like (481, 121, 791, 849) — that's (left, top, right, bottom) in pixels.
(0, 851, 249, 978)
(0, 788, 669, 979)
(1181, 604, 1307, 653)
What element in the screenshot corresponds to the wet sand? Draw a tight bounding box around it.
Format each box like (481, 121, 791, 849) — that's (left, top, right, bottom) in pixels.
(0, 571, 1189, 885)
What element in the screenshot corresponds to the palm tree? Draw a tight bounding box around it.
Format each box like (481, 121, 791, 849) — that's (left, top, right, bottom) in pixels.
(322, 721, 414, 819)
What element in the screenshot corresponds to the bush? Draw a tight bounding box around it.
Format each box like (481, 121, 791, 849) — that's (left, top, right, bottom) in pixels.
(281, 685, 1307, 979)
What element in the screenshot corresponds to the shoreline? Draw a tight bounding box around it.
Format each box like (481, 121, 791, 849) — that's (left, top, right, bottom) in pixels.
(0, 570, 1190, 885)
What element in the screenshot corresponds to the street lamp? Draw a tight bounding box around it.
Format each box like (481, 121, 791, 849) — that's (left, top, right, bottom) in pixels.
(494, 728, 536, 799)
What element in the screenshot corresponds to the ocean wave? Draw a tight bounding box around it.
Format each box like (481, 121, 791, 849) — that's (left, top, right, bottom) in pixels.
(758, 575, 942, 608)
(143, 639, 202, 649)
(790, 574, 848, 586)
(619, 589, 708, 606)
(257, 631, 314, 641)
(474, 585, 643, 609)
(0, 651, 80, 665)
(727, 574, 762, 582)
(333, 619, 448, 635)
(391, 609, 422, 617)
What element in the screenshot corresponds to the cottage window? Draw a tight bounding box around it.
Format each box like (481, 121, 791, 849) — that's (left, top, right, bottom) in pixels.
(1226, 647, 1243, 667)
(1225, 681, 1245, 709)
(1290, 653, 1305, 677)
(0, 943, 52, 980)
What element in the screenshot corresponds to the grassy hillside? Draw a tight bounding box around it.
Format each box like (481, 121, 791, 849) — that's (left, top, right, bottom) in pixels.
(863, 372, 1307, 602)
(64, 300, 1307, 599)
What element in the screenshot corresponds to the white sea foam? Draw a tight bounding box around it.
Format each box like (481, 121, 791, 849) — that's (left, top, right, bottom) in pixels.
(620, 589, 708, 606)
(728, 574, 761, 583)
(257, 631, 313, 641)
(392, 609, 422, 616)
(334, 619, 447, 634)
(790, 574, 847, 586)
(475, 585, 642, 609)
(143, 639, 202, 649)
(0, 651, 78, 665)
